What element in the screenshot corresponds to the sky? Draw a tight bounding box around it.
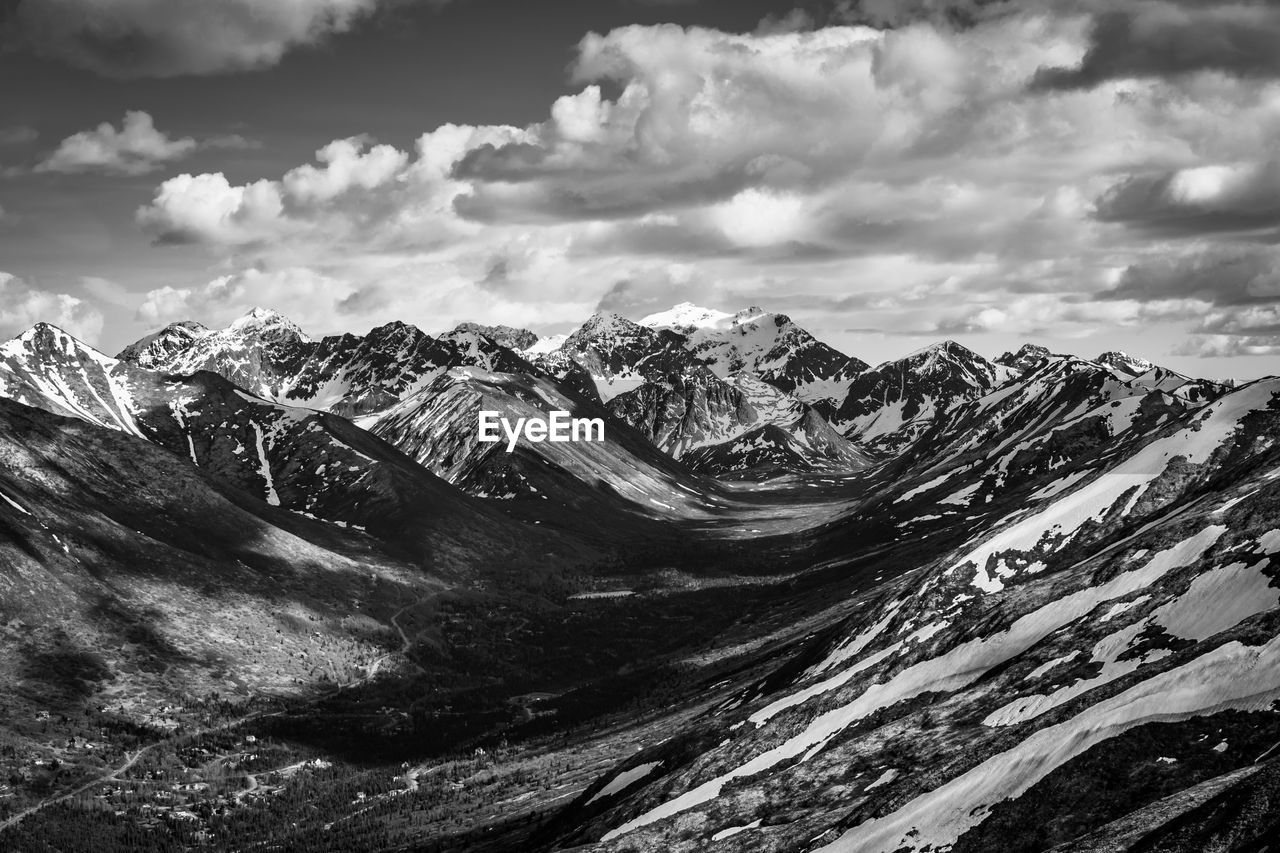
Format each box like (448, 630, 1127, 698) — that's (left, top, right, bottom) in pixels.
(3, 0, 1280, 381)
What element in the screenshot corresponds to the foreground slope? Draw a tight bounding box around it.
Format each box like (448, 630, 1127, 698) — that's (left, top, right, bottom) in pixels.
(541, 379, 1280, 852)
(0, 396, 441, 713)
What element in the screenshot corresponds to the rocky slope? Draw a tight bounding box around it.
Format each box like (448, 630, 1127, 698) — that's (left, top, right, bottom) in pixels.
(640, 303, 868, 413)
(543, 312, 699, 403)
(545, 378, 1280, 853)
(367, 366, 719, 520)
(0, 304, 1273, 853)
(832, 340, 1019, 455)
(607, 368, 868, 475)
(1, 323, 565, 566)
(119, 309, 537, 417)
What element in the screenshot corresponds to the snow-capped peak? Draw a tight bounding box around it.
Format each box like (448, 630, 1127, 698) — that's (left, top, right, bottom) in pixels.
(227, 307, 311, 342)
(10, 322, 69, 344)
(901, 340, 983, 371)
(640, 303, 735, 332)
(116, 321, 210, 367)
(1096, 350, 1155, 378)
(730, 306, 769, 326)
(522, 334, 568, 356)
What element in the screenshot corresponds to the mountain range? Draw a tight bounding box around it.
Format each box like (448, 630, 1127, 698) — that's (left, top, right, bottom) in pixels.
(0, 302, 1276, 853)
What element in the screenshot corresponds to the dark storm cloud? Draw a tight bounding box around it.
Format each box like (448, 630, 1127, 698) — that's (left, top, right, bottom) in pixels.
(1095, 163, 1280, 239)
(1032, 2, 1280, 91)
(1102, 247, 1280, 306)
(8, 0, 448, 78)
(829, 0, 1023, 28)
(0, 127, 39, 146)
(452, 160, 766, 225)
(571, 220, 740, 259)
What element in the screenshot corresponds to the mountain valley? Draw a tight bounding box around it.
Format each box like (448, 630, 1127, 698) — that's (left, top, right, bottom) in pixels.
(0, 303, 1276, 853)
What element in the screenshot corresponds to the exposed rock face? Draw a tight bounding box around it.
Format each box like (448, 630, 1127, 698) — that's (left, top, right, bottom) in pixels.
(454, 322, 538, 351)
(832, 340, 1018, 455)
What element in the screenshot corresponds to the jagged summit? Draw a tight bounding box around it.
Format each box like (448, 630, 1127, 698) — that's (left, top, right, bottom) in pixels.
(996, 342, 1056, 373)
(8, 322, 72, 345)
(453, 321, 537, 351)
(116, 320, 210, 367)
(901, 339, 982, 366)
(833, 340, 1016, 454)
(1096, 349, 1155, 377)
(224, 306, 312, 341)
(570, 311, 645, 337)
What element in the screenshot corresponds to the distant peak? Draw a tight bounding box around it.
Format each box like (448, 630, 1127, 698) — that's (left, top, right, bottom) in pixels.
(1096, 350, 1155, 377)
(9, 323, 67, 348)
(640, 303, 734, 331)
(232, 306, 289, 325)
(905, 340, 973, 360)
(226, 307, 310, 341)
(453, 321, 537, 351)
(116, 320, 210, 364)
(580, 312, 639, 332)
(995, 342, 1061, 373)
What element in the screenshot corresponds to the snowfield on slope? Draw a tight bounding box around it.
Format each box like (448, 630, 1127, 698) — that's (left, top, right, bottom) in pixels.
(817, 633, 1280, 853)
(950, 381, 1278, 593)
(600, 525, 1226, 841)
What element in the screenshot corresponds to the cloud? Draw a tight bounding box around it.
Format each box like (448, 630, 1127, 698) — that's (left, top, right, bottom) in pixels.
(115, 12, 1280, 368)
(1098, 246, 1280, 357)
(137, 125, 529, 248)
(281, 137, 409, 204)
(0, 126, 39, 146)
(1173, 334, 1280, 358)
(830, 0, 1024, 29)
(1032, 3, 1280, 90)
(137, 267, 355, 330)
(35, 111, 221, 176)
(10, 0, 447, 78)
(136, 172, 286, 245)
(1094, 158, 1280, 237)
(0, 272, 104, 342)
(1102, 247, 1280, 307)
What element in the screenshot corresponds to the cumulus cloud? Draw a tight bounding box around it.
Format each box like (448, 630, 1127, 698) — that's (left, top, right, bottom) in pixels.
(1033, 2, 1280, 90)
(137, 125, 529, 249)
(119, 11, 1280, 368)
(11, 0, 445, 79)
(0, 272, 104, 342)
(136, 172, 286, 245)
(34, 111, 248, 176)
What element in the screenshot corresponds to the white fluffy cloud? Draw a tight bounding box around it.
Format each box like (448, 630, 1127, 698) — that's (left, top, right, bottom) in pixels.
(13, 0, 444, 78)
(0, 272, 104, 343)
(138, 268, 354, 331)
(136, 172, 286, 245)
(126, 8, 1280, 369)
(35, 111, 249, 176)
